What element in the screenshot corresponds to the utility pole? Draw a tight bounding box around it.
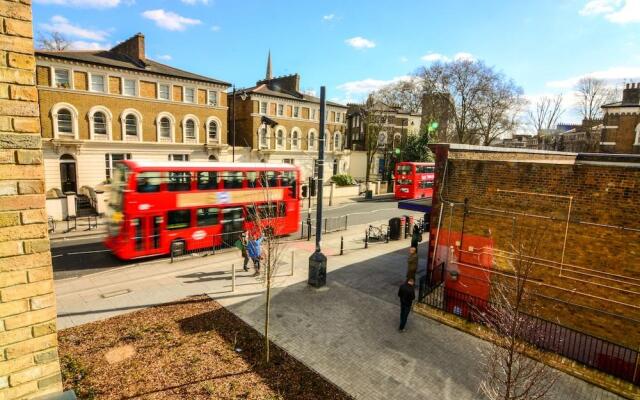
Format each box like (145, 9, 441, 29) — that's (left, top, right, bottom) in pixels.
(232, 86, 236, 162)
(308, 86, 327, 288)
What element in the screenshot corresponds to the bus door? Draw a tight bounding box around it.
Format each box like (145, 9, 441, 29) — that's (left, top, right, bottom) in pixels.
(132, 215, 163, 255)
(221, 207, 243, 247)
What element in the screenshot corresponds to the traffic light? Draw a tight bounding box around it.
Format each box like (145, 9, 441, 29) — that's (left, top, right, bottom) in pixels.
(302, 185, 308, 198)
(309, 178, 317, 197)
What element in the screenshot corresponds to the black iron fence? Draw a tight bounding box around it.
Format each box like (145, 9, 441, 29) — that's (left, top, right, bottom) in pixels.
(170, 230, 245, 263)
(421, 285, 640, 385)
(300, 215, 349, 240)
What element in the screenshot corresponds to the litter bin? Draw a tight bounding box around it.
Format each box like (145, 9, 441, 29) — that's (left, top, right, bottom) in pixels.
(365, 190, 373, 199)
(389, 217, 401, 240)
(399, 217, 406, 239)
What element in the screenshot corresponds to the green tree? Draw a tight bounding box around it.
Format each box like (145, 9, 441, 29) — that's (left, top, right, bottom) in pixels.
(400, 124, 436, 162)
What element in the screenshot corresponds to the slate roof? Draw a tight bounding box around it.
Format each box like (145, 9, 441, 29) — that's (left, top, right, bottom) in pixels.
(36, 50, 230, 86)
(238, 83, 346, 108)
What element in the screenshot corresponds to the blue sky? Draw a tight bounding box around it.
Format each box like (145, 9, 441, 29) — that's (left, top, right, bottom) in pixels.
(33, 0, 640, 123)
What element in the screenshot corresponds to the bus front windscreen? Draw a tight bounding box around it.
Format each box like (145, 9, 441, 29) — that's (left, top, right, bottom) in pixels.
(397, 165, 412, 174)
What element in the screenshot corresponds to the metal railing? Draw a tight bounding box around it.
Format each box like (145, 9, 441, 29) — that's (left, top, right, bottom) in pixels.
(300, 215, 348, 240)
(421, 285, 640, 385)
(170, 229, 245, 263)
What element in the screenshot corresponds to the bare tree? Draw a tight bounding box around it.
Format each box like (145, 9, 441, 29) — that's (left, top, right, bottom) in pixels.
(574, 77, 615, 121)
(373, 78, 423, 113)
(479, 228, 558, 400)
(528, 95, 564, 134)
(36, 31, 71, 51)
(360, 101, 388, 190)
(473, 77, 525, 146)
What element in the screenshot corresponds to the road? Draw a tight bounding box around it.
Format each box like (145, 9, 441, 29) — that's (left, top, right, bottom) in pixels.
(51, 199, 425, 280)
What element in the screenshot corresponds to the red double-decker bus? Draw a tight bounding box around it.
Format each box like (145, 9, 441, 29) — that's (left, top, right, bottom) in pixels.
(394, 162, 435, 199)
(105, 160, 301, 260)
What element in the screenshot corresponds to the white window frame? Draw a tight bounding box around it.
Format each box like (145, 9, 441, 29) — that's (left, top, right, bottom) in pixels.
(259, 126, 269, 149)
(168, 154, 190, 162)
(291, 128, 300, 150)
(311, 109, 317, 121)
(333, 132, 341, 151)
(51, 102, 79, 139)
(122, 78, 137, 97)
(88, 105, 113, 141)
(293, 106, 300, 118)
(182, 114, 200, 144)
(205, 116, 222, 145)
(120, 108, 143, 142)
(260, 101, 268, 115)
(275, 126, 286, 150)
(105, 153, 131, 181)
(308, 129, 317, 151)
(208, 90, 218, 106)
(184, 87, 196, 103)
(378, 131, 388, 147)
(89, 73, 106, 93)
(158, 83, 171, 101)
(277, 104, 284, 116)
(156, 112, 176, 143)
(53, 67, 71, 89)
(324, 129, 330, 151)
(635, 123, 640, 145)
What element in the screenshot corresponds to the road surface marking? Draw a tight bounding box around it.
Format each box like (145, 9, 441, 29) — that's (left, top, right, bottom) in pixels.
(52, 254, 63, 258)
(67, 249, 111, 255)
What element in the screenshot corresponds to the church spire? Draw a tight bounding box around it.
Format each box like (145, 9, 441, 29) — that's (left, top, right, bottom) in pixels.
(266, 50, 272, 80)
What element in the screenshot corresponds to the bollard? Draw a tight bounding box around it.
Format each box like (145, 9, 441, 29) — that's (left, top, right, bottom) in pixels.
(340, 236, 344, 255)
(300, 221, 304, 239)
(290, 250, 294, 276)
(385, 226, 390, 243)
(231, 263, 235, 292)
(344, 214, 348, 231)
(307, 220, 312, 241)
(324, 218, 328, 234)
(365, 230, 369, 249)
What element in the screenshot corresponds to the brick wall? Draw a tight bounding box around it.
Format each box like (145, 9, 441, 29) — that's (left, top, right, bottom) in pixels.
(0, 1, 63, 399)
(429, 145, 640, 349)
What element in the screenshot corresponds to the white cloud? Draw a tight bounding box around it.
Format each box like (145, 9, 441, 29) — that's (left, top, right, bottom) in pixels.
(453, 52, 476, 61)
(41, 15, 109, 41)
(421, 52, 449, 62)
(69, 40, 111, 50)
(337, 75, 413, 96)
(322, 14, 335, 21)
(399, 56, 409, 63)
(211, 25, 221, 32)
(546, 66, 640, 88)
(579, 0, 640, 24)
(156, 54, 172, 61)
(181, 0, 209, 4)
(34, 0, 121, 8)
(141, 9, 202, 31)
(303, 89, 318, 97)
(345, 36, 375, 49)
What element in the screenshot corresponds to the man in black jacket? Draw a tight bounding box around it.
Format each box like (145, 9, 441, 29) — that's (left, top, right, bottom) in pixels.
(398, 279, 416, 332)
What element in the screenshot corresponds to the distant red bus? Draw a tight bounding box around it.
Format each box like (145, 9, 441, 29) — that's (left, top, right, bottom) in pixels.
(394, 162, 435, 199)
(105, 160, 301, 260)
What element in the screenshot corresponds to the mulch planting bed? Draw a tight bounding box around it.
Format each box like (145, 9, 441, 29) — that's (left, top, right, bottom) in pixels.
(58, 295, 352, 399)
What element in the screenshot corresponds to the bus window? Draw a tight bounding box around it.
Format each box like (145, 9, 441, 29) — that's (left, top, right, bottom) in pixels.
(419, 181, 433, 189)
(221, 171, 243, 189)
(257, 203, 277, 219)
(397, 165, 412, 174)
(167, 210, 191, 230)
(245, 205, 257, 221)
(167, 172, 191, 191)
(197, 207, 219, 226)
(278, 202, 286, 217)
(222, 207, 243, 221)
(281, 171, 296, 198)
(417, 166, 434, 174)
(397, 179, 413, 185)
(137, 172, 161, 193)
(132, 218, 143, 250)
(261, 171, 279, 187)
(197, 171, 218, 190)
(246, 172, 259, 188)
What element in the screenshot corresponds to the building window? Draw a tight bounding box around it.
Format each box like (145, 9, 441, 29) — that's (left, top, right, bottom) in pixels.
(105, 153, 131, 181)
(334, 132, 341, 151)
(208, 90, 218, 106)
(93, 112, 107, 136)
(160, 117, 171, 140)
(260, 101, 268, 114)
(185, 119, 196, 140)
(123, 79, 136, 96)
(309, 130, 316, 150)
(159, 84, 170, 100)
(125, 114, 138, 137)
(90, 74, 105, 92)
(185, 87, 195, 103)
(283, 158, 294, 164)
(277, 104, 284, 116)
(276, 129, 284, 149)
(208, 120, 218, 143)
(335, 112, 340, 123)
(168, 154, 189, 162)
(378, 132, 387, 147)
(259, 127, 268, 149)
(57, 109, 73, 135)
(54, 69, 70, 88)
(311, 109, 317, 120)
(292, 130, 300, 150)
(293, 106, 300, 118)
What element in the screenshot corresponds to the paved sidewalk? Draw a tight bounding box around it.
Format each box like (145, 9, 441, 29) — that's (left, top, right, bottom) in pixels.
(54, 223, 621, 400)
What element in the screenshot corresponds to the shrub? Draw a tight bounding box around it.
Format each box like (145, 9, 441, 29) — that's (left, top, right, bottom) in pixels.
(331, 174, 356, 186)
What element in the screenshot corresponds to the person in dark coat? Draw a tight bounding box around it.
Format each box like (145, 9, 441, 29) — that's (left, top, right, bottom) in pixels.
(410, 224, 421, 249)
(398, 279, 416, 332)
(407, 247, 418, 281)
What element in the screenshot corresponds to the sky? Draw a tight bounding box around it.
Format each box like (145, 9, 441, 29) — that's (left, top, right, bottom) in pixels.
(32, 0, 640, 124)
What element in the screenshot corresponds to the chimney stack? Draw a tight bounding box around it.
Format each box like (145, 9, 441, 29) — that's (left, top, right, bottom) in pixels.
(622, 82, 640, 105)
(110, 33, 146, 64)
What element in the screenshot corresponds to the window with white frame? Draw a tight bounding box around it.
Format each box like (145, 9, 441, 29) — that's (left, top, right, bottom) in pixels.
(208, 90, 218, 106)
(335, 112, 340, 123)
(90, 74, 105, 92)
(283, 158, 294, 164)
(378, 132, 387, 147)
(160, 117, 171, 140)
(169, 154, 189, 162)
(184, 87, 195, 103)
(260, 101, 268, 114)
(123, 79, 136, 96)
(159, 84, 170, 100)
(635, 123, 640, 145)
(311, 109, 317, 120)
(293, 106, 300, 118)
(292, 130, 300, 150)
(57, 109, 73, 135)
(208, 121, 218, 143)
(105, 153, 131, 181)
(185, 119, 196, 140)
(125, 114, 138, 137)
(308, 130, 316, 150)
(54, 69, 70, 88)
(276, 129, 285, 149)
(92, 112, 107, 136)
(333, 132, 341, 151)
(259, 127, 268, 149)
(277, 104, 284, 116)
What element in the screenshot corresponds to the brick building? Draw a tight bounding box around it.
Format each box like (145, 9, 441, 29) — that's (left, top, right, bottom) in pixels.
(229, 54, 348, 182)
(35, 33, 230, 195)
(600, 82, 640, 154)
(0, 1, 64, 398)
(427, 144, 640, 356)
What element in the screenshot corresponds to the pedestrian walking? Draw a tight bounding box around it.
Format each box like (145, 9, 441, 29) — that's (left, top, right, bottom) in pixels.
(246, 233, 264, 276)
(407, 247, 418, 281)
(397, 279, 416, 332)
(234, 233, 250, 272)
(410, 224, 422, 249)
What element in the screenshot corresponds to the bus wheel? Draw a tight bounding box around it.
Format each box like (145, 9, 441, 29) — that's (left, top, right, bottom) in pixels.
(171, 239, 186, 257)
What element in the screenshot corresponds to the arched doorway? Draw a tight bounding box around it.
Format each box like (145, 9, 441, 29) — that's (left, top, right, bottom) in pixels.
(208, 155, 218, 162)
(59, 154, 77, 193)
